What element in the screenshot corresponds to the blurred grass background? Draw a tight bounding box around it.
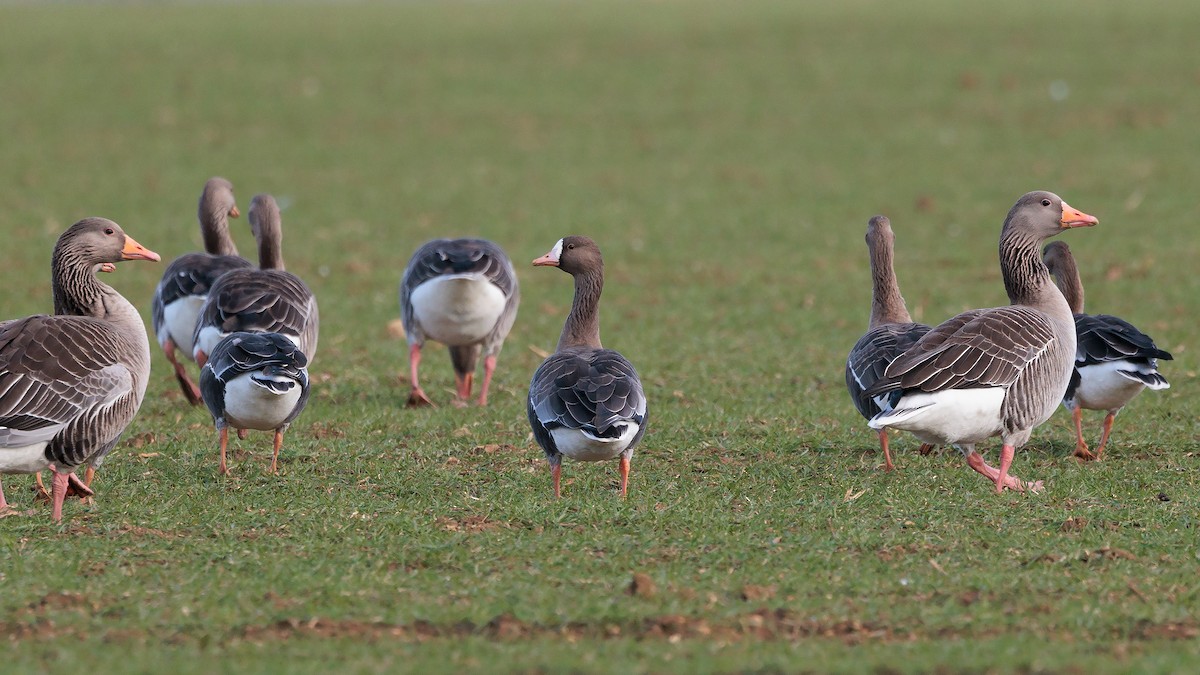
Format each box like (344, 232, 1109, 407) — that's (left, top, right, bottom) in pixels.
(1, 0, 1198, 672)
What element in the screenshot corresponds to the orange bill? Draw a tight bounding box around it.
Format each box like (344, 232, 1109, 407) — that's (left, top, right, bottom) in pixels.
(229, 205, 241, 218)
(121, 234, 162, 262)
(1060, 201, 1099, 228)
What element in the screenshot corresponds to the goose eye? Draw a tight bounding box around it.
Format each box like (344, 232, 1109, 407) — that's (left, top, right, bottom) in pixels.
(104, 227, 115, 235)
(567, 243, 575, 250)
(1040, 199, 1051, 207)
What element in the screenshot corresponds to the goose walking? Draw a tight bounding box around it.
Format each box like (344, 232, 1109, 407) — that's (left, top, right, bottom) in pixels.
(845, 215, 933, 471)
(1042, 241, 1172, 461)
(0, 219, 159, 521)
(527, 236, 647, 498)
(192, 194, 319, 367)
(151, 177, 253, 404)
(200, 332, 310, 475)
(867, 192, 1098, 493)
(399, 239, 519, 407)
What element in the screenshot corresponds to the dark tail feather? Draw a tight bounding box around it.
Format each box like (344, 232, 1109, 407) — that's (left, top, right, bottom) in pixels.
(1119, 369, 1169, 390)
(449, 344, 482, 377)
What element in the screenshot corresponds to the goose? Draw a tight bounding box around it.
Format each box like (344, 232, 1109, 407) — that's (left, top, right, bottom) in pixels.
(527, 236, 647, 498)
(845, 215, 933, 471)
(1042, 241, 1172, 461)
(0, 218, 160, 521)
(192, 194, 319, 368)
(867, 191, 1098, 493)
(151, 177, 253, 404)
(200, 332, 310, 475)
(399, 238, 519, 407)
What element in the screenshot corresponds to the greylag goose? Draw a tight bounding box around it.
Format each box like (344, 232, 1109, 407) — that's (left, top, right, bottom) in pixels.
(200, 332, 310, 475)
(1042, 241, 1172, 461)
(399, 239, 519, 407)
(0, 218, 160, 521)
(866, 191, 1098, 493)
(527, 236, 647, 498)
(151, 177, 253, 404)
(192, 194, 319, 367)
(845, 215, 933, 471)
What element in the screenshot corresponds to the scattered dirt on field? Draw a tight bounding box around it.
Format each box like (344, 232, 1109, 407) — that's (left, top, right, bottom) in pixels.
(1060, 516, 1088, 532)
(1135, 619, 1200, 640)
(627, 573, 657, 598)
(1081, 547, 1137, 562)
(435, 515, 508, 533)
(740, 584, 776, 602)
(308, 422, 347, 439)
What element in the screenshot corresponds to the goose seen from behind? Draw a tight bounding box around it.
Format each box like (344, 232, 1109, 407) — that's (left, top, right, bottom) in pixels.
(845, 215, 933, 471)
(0, 219, 160, 521)
(192, 194, 319, 367)
(399, 238, 519, 407)
(200, 332, 310, 476)
(527, 236, 647, 498)
(151, 177, 253, 404)
(1042, 241, 1172, 461)
(867, 191, 1098, 493)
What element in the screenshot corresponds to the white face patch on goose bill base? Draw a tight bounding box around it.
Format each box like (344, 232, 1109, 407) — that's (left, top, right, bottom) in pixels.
(547, 238, 564, 264)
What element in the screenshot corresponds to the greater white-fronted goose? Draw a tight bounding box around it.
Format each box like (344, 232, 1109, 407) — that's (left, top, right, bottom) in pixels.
(527, 236, 647, 498)
(399, 238, 519, 407)
(0, 218, 160, 521)
(192, 194, 319, 367)
(1042, 241, 1172, 461)
(200, 332, 310, 475)
(867, 191, 1098, 493)
(845, 215, 933, 471)
(151, 177, 253, 404)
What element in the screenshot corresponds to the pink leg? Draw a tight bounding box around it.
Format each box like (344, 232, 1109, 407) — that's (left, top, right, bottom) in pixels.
(964, 450, 1035, 492)
(452, 371, 473, 408)
(0, 475, 7, 510)
(477, 355, 498, 406)
(552, 463, 562, 499)
(238, 428, 248, 440)
(995, 444, 1016, 493)
(619, 456, 631, 497)
(270, 430, 283, 474)
(878, 429, 895, 472)
(49, 465, 70, 522)
(219, 426, 231, 476)
(406, 344, 433, 407)
(1072, 406, 1095, 461)
(918, 443, 934, 456)
(164, 338, 203, 405)
(34, 473, 51, 502)
(1094, 412, 1117, 461)
(196, 350, 208, 369)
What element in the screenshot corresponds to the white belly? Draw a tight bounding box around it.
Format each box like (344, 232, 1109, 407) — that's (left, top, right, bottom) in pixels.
(222, 374, 304, 431)
(869, 388, 1006, 445)
(551, 423, 640, 462)
(163, 296, 207, 357)
(1074, 362, 1145, 412)
(0, 442, 50, 474)
(410, 275, 505, 346)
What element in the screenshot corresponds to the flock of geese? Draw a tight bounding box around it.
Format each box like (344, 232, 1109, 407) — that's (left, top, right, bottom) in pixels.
(0, 182, 1172, 522)
(847, 191, 1171, 492)
(0, 178, 646, 521)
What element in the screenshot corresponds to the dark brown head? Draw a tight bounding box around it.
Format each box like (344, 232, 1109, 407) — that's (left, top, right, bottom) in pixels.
(55, 217, 160, 267)
(1004, 191, 1098, 239)
(532, 235, 603, 276)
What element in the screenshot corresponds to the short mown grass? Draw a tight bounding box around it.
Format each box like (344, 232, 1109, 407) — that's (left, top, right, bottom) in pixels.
(1, 0, 1198, 672)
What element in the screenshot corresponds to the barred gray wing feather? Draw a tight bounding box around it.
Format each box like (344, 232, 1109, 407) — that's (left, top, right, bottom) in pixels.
(1075, 314, 1172, 367)
(196, 269, 319, 357)
(527, 348, 647, 458)
(845, 322, 930, 419)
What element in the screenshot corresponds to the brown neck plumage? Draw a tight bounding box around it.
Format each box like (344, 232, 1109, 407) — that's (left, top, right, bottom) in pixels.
(52, 247, 110, 319)
(558, 268, 604, 351)
(999, 229, 1061, 310)
(200, 205, 239, 257)
(868, 232, 913, 329)
(1047, 252, 1085, 314)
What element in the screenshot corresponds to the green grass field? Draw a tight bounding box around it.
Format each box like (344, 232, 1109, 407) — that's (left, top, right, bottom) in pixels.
(1, 0, 1198, 672)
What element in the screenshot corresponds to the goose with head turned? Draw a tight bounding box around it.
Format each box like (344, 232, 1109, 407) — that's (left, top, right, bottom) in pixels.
(867, 191, 1097, 493)
(1042, 241, 1171, 461)
(151, 177, 253, 404)
(845, 215, 933, 471)
(200, 331, 310, 476)
(399, 238, 519, 407)
(192, 193, 319, 368)
(528, 236, 647, 498)
(0, 218, 159, 521)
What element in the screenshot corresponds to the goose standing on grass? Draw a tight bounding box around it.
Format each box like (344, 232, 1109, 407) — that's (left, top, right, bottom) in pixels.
(399, 239, 519, 407)
(192, 194, 319, 368)
(200, 332, 310, 476)
(151, 177, 253, 404)
(527, 236, 647, 498)
(0, 219, 160, 521)
(867, 192, 1098, 493)
(845, 215, 933, 471)
(1042, 241, 1172, 461)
